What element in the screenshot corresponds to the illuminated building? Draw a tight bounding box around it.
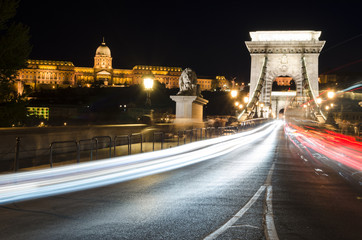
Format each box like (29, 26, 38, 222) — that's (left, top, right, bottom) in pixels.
(215, 76, 229, 90)
(274, 76, 292, 86)
(318, 74, 337, 84)
(18, 60, 75, 92)
(197, 78, 213, 91)
(16, 40, 229, 92)
(27, 107, 49, 120)
(132, 65, 182, 88)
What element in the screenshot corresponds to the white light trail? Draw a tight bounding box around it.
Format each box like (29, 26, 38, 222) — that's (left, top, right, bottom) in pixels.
(0, 121, 281, 205)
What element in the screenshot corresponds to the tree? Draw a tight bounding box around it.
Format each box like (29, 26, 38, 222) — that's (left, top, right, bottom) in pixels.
(0, 0, 32, 102)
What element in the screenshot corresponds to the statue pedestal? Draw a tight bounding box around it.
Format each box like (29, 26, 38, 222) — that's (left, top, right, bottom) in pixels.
(170, 95, 208, 128)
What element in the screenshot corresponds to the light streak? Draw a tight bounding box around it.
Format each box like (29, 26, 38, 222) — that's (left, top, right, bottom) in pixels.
(285, 123, 362, 172)
(338, 83, 362, 93)
(0, 121, 281, 205)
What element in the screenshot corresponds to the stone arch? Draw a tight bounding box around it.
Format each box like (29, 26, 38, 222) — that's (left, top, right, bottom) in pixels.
(244, 31, 325, 120)
(262, 66, 302, 106)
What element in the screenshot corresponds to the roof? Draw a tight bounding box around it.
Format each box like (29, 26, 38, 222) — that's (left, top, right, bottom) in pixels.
(133, 65, 182, 72)
(27, 59, 74, 66)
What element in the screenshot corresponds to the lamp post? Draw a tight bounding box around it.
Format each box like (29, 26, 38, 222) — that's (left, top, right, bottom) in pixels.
(260, 103, 264, 118)
(143, 77, 154, 107)
(253, 102, 259, 118)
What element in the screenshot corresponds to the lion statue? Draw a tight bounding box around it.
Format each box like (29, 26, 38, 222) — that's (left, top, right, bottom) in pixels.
(177, 68, 201, 96)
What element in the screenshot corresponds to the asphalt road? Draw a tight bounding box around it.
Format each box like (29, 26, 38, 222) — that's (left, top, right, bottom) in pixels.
(0, 121, 361, 240)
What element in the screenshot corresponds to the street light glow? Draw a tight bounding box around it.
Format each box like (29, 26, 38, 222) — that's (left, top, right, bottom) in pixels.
(327, 91, 335, 99)
(144, 78, 154, 90)
(231, 90, 238, 98)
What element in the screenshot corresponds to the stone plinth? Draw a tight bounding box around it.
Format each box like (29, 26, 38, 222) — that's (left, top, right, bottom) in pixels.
(170, 95, 208, 127)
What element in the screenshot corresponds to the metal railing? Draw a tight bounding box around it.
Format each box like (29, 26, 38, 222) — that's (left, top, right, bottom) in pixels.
(49, 141, 79, 168)
(5, 119, 273, 172)
(129, 133, 143, 154)
(78, 139, 97, 160)
(92, 136, 112, 159)
(153, 132, 164, 151)
(114, 135, 130, 156)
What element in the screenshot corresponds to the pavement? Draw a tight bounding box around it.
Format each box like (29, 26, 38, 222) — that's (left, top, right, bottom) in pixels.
(0, 121, 361, 240)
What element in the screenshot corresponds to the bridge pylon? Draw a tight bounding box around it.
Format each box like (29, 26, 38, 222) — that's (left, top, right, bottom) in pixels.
(240, 31, 325, 122)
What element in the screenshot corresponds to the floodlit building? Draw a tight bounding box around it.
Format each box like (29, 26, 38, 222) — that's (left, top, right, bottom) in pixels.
(26, 107, 49, 120)
(16, 40, 230, 93)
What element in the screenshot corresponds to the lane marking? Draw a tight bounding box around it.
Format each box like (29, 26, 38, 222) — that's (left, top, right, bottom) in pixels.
(263, 162, 279, 240)
(203, 185, 266, 240)
(264, 185, 279, 240)
(204, 161, 279, 240)
(230, 224, 260, 229)
(265, 163, 275, 186)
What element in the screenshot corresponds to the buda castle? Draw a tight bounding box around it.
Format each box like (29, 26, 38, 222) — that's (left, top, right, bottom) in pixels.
(16, 40, 229, 93)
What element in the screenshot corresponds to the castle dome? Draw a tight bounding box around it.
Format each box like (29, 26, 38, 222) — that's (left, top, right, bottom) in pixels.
(95, 39, 111, 57)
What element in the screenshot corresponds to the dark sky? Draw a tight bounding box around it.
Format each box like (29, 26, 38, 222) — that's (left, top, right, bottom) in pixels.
(16, 0, 362, 82)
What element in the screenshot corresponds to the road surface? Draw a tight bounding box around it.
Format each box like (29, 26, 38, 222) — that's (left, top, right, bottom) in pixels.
(0, 121, 361, 239)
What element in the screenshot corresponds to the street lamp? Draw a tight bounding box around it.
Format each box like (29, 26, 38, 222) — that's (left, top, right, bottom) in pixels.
(327, 91, 335, 99)
(260, 103, 264, 118)
(231, 90, 238, 98)
(143, 77, 154, 106)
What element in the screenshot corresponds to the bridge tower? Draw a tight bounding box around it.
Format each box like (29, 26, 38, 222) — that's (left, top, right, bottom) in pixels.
(240, 31, 325, 120)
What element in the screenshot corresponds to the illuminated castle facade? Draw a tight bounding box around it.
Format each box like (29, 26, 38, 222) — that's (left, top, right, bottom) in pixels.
(17, 40, 230, 93)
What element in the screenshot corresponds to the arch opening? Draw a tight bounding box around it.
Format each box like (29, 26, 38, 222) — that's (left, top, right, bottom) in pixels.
(272, 76, 296, 91)
(279, 108, 285, 119)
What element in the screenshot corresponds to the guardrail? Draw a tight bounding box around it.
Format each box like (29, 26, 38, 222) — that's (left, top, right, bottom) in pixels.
(5, 119, 272, 172)
(153, 132, 164, 151)
(114, 135, 130, 156)
(50, 141, 79, 168)
(78, 139, 98, 160)
(129, 133, 143, 154)
(13, 137, 21, 172)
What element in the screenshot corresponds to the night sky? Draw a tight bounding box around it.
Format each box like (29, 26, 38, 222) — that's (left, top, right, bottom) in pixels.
(15, 0, 362, 82)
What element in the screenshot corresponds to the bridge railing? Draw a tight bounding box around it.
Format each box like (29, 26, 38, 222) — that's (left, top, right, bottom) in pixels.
(2, 119, 272, 172)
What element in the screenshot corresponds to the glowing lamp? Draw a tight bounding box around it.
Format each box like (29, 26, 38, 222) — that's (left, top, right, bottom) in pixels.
(144, 78, 154, 90)
(231, 90, 238, 98)
(327, 91, 335, 99)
